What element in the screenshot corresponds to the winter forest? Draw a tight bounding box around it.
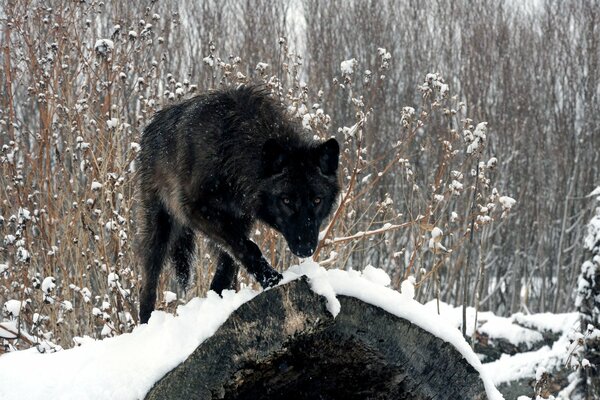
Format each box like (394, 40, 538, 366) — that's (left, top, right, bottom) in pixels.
(1, 0, 600, 399)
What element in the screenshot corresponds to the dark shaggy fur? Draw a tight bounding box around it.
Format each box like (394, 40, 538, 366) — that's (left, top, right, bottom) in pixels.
(136, 86, 340, 324)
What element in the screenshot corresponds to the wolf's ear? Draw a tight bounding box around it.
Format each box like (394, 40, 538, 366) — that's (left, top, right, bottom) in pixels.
(317, 138, 340, 176)
(262, 138, 287, 176)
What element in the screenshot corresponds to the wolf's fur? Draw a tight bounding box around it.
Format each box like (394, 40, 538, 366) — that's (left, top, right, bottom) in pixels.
(137, 86, 340, 323)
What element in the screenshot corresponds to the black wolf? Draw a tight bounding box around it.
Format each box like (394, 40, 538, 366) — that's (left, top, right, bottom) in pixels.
(137, 86, 340, 324)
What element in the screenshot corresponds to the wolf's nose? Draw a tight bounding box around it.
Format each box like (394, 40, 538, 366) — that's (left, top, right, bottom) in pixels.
(292, 244, 315, 258)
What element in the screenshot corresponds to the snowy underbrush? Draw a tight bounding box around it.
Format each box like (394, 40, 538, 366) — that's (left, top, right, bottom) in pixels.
(0, 262, 503, 400)
(425, 300, 585, 399)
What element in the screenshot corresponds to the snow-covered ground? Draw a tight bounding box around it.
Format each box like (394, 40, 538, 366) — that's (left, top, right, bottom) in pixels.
(0, 261, 507, 400)
(424, 299, 579, 397)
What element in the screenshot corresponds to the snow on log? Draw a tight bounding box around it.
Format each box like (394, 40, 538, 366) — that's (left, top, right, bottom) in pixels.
(0, 263, 503, 400)
(146, 276, 493, 400)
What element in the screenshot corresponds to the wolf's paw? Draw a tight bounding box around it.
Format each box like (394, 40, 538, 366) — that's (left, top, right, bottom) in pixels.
(258, 268, 283, 289)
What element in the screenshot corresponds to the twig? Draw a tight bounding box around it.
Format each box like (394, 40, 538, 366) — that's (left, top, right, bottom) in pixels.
(323, 221, 412, 246)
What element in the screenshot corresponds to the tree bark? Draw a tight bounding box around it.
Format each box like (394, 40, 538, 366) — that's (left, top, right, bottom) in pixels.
(145, 277, 487, 400)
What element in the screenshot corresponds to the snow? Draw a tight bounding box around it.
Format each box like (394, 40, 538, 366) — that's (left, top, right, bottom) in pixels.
(41, 277, 56, 294)
(255, 62, 269, 73)
(428, 227, 447, 252)
(451, 211, 459, 222)
(479, 318, 543, 348)
(483, 337, 568, 386)
(431, 226, 443, 239)
(581, 358, 590, 368)
(129, 142, 140, 152)
(107, 272, 119, 288)
(163, 291, 177, 304)
(450, 179, 463, 194)
(0, 263, 503, 400)
(94, 39, 114, 55)
(499, 196, 516, 210)
(0, 288, 258, 399)
(61, 301, 73, 312)
(3, 300, 24, 317)
(4, 235, 17, 245)
(512, 312, 577, 334)
(424, 300, 578, 387)
(400, 276, 416, 300)
(202, 56, 214, 66)
(16, 247, 30, 262)
(535, 365, 546, 381)
(361, 264, 391, 287)
(106, 118, 118, 129)
(0, 320, 19, 340)
(91, 181, 103, 191)
(377, 48, 391, 68)
(340, 58, 357, 75)
(584, 208, 600, 251)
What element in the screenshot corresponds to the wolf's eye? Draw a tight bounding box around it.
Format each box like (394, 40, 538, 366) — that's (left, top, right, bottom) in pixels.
(313, 197, 321, 205)
(282, 197, 291, 205)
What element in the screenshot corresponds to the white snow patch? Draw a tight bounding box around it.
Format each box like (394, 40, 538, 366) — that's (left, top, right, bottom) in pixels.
(41, 277, 56, 294)
(479, 318, 544, 348)
(4, 235, 16, 245)
(400, 276, 416, 300)
(61, 301, 73, 312)
(163, 291, 177, 305)
(499, 196, 516, 210)
(0, 320, 18, 339)
(340, 58, 357, 75)
(130, 142, 141, 152)
(483, 337, 568, 386)
(255, 62, 269, 73)
(94, 39, 114, 55)
(512, 312, 578, 334)
(202, 56, 214, 66)
(582, 358, 590, 368)
(3, 300, 25, 317)
(428, 227, 447, 252)
(361, 264, 391, 287)
(107, 272, 119, 288)
(0, 288, 258, 399)
(91, 181, 103, 191)
(584, 209, 600, 251)
(107, 118, 118, 129)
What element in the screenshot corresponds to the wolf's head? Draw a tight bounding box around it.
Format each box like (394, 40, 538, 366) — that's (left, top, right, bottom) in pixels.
(258, 137, 340, 258)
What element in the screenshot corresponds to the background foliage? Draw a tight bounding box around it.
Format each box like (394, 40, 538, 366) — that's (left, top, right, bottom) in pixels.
(0, 0, 598, 351)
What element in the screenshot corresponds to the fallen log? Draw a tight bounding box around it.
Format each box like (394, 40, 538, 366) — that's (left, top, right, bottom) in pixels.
(146, 277, 488, 399)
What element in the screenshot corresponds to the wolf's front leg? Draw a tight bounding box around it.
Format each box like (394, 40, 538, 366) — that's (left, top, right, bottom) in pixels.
(188, 208, 283, 290)
(230, 238, 283, 289)
(210, 246, 282, 293)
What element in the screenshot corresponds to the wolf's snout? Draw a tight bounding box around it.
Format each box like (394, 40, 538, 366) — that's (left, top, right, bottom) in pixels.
(290, 242, 316, 258)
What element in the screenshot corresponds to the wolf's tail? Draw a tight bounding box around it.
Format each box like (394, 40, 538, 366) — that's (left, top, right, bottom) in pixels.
(169, 224, 196, 288)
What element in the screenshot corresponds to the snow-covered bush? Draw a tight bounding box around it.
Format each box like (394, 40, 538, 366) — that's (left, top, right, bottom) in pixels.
(571, 202, 600, 398)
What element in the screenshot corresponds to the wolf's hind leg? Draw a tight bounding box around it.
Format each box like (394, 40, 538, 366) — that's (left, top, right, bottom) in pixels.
(209, 252, 239, 295)
(139, 201, 173, 324)
(169, 224, 196, 288)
